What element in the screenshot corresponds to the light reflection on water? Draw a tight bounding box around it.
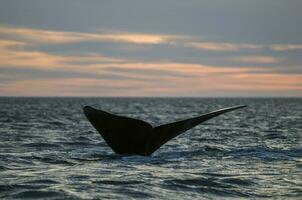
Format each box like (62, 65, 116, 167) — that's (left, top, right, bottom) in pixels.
(0, 97, 301, 199)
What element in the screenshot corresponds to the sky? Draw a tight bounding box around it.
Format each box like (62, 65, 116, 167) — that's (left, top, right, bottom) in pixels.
(0, 0, 301, 97)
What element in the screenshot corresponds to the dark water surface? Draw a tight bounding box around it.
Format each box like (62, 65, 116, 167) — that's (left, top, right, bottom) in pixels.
(0, 98, 301, 199)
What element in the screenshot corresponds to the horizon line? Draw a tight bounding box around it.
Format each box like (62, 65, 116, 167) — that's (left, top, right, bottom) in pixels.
(0, 96, 301, 98)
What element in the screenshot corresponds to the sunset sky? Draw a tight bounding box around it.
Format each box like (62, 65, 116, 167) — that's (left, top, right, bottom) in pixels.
(0, 0, 301, 97)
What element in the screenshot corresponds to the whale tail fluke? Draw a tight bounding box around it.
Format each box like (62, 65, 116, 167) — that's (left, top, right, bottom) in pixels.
(146, 105, 246, 154)
(83, 106, 153, 155)
(83, 105, 247, 156)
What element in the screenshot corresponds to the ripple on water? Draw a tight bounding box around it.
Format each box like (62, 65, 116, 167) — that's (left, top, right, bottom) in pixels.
(93, 180, 145, 185)
(11, 190, 71, 199)
(163, 178, 252, 197)
(221, 177, 255, 186)
(263, 132, 287, 140)
(23, 179, 60, 185)
(21, 142, 62, 148)
(31, 155, 76, 165)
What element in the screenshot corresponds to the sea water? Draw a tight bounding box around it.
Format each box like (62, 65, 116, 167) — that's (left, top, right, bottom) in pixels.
(0, 98, 301, 199)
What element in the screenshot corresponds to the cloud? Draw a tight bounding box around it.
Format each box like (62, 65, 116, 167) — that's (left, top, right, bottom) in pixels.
(2, 35, 301, 97)
(1, 25, 301, 96)
(0, 25, 181, 45)
(0, 37, 258, 76)
(1, 25, 302, 54)
(269, 44, 302, 51)
(102, 67, 194, 78)
(0, 67, 162, 84)
(186, 42, 263, 51)
(186, 41, 302, 52)
(0, 39, 25, 48)
(0, 39, 125, 69)
(1, 69, 301, 97)
(227, 56, 279, 64)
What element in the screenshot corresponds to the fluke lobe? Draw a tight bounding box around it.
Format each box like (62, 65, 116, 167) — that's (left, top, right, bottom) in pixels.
(83, 105, 246, 156)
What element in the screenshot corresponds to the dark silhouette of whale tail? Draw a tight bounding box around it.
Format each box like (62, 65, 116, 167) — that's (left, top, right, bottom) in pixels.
(83, 105, 246, 156)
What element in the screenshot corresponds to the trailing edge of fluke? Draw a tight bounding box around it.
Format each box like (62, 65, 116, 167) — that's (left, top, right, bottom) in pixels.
(83, 105, 247, 156)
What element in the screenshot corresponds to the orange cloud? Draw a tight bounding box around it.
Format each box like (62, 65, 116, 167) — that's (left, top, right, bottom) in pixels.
(186, 42, 240, 51)
(0, 39, 25, 48)
(1, 25, 302, 53)
(270, 44, 302, 51)
(186, 41, 302, 52)
(2, 36, 301, 97)
(0, 26, 180, 45)
(227, 56, 279, 64)
(0, 39, 125, 70)
(1, 25, 301, 97)
(95, 62, 256, 75)
(2, 71, 301, 97)
(1, 38, 258, 79)
(228, 73, 302, 92)
(186, 42, 264, 51)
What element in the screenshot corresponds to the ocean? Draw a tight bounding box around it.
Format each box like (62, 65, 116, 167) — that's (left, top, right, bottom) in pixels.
(0, 97, 301, 199)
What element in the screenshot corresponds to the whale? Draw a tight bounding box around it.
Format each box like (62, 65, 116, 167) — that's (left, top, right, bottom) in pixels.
(83, 105, 246, 156)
